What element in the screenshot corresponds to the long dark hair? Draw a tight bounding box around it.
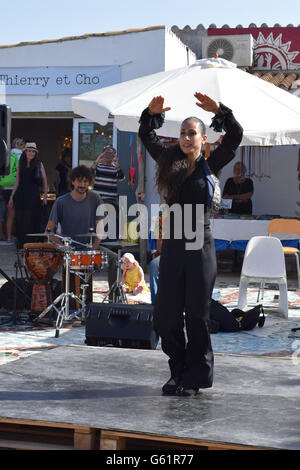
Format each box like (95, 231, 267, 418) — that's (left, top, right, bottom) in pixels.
(19, 151, 40, 170)
(155, 144, 188, 205)
(155, 117, 206, 205)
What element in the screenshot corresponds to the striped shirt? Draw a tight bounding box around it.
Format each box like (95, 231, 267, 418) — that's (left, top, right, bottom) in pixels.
(92, 162, 125, 202)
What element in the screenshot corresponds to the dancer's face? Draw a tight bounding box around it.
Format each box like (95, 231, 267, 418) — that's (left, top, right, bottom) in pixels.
(179, 119, 207, 157)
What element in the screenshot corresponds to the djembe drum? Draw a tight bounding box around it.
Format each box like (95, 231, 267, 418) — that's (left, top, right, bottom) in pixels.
(23, 243, 62, 312)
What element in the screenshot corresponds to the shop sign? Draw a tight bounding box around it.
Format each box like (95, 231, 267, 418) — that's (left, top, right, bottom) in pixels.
(0, 66, 120, 95)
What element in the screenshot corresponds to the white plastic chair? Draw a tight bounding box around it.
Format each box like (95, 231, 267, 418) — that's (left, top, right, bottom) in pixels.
(237, 236, 289, 318)
(268, 218, 300, 290)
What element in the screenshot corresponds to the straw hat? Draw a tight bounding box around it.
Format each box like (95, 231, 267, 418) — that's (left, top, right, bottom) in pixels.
(24, 142, 39, 153)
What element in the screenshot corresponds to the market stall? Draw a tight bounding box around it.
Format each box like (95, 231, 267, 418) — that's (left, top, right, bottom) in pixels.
(211, 216, 299, 251)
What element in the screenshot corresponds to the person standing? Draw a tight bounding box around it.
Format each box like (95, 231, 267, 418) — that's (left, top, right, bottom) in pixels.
(139, 94, 243, 396)
(8, 142, 48, 249)
(91, 144, 125, 206)
(91, 145, 125, 296)
(0, 137, 25, 244)
(55, 147, 72, 196)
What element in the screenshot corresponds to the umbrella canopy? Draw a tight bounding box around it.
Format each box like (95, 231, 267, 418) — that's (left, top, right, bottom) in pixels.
(72, 58, 300, 146)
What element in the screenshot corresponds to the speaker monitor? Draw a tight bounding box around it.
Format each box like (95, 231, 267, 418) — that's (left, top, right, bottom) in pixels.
(85, 302, 159, 350)
(0, 104, 11, 176)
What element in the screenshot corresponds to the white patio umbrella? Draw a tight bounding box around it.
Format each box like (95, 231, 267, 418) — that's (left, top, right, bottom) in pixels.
(72, 58, 300, 146)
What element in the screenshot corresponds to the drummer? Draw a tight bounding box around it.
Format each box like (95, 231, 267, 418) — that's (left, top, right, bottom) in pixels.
(45, 165, 104, 248)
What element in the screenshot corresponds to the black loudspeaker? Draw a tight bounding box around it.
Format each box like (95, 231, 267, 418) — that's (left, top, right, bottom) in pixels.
(85, 302, 159, 350)
(0, 104, 11, 176)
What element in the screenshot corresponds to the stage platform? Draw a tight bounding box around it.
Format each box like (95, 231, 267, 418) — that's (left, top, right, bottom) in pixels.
(0, 344, 299, 450)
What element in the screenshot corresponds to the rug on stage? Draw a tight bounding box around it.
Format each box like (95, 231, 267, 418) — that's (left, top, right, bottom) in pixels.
(0, 281, 300, 366)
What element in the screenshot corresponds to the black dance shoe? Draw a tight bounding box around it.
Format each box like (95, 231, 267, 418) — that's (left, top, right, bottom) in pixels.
(176, 386, 200, 397)
(162, 377, 181, 396)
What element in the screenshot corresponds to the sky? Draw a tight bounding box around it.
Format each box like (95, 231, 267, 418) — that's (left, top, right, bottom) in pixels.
(0, 0, 299, 46)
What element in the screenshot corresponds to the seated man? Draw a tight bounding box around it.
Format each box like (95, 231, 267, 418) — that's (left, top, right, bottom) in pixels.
(46, 165, 105, 307)
(222, 161, 254, 215)
(46, 165, 104, 248)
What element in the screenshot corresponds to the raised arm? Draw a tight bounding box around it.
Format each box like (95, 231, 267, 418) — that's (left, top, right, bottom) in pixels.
(138, 96, 171, 161)
(204, 101, 243, 175)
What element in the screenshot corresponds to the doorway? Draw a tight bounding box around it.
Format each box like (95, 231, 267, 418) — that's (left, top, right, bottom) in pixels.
(12, 117, 73, 190)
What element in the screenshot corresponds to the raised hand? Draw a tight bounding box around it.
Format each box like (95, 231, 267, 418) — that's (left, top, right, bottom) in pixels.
(148, 96, 171, 116)
(194, 92, 219, 114)
(95, 152, 105, 164)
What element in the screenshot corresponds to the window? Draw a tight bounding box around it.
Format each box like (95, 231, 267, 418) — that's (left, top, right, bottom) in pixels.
(77, 121, 114, 167)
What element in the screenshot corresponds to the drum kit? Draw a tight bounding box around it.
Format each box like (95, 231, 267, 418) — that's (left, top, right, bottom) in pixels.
(21, 230, 138, 337)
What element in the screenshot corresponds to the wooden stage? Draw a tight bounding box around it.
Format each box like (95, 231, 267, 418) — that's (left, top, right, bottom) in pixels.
(0, 345, 299, 450)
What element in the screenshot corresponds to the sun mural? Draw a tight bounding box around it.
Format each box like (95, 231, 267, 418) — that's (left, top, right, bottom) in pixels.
(254, 32, 300, 70)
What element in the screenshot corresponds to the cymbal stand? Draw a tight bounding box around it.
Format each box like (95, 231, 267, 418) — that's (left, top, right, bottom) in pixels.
(35, 235, 88, 338)
(102, 248, 127, 304)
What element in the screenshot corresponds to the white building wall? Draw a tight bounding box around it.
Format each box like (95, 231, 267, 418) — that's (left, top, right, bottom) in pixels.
(0, 27, 195, 114)
(164, 28, 196, 69)
(0, 26, 196, 216)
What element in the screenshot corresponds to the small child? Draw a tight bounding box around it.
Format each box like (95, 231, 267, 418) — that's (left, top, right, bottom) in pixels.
(121, 253, 149, 295)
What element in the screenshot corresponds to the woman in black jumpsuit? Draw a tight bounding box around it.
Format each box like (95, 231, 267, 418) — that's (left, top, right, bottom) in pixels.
(139, 93, 243, 396)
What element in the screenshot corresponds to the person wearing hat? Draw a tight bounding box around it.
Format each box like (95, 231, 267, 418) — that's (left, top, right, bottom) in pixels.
(8, 142, 48, 248)
(91, 144, 125, 205)
(91, 144, 126, 298)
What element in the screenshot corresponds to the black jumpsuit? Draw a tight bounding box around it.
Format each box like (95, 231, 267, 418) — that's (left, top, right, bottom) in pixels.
(139, 103, 243, 389)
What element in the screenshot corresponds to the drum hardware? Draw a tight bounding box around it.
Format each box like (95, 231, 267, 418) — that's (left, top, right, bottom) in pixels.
(15, 249, 29, 281)
(34, 234, 105, 337)
(77, 227, 100, 249)
(100, 240, 139, 304)
(26, 231, 57, 244)
(102, 241, 139, 248)
(0, 263, 32, 325)
(102, 248, 128, 304)
(34, 234, 81, 336)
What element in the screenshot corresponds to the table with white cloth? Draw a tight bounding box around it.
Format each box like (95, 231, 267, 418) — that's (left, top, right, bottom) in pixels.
(210, 217, 300, 251)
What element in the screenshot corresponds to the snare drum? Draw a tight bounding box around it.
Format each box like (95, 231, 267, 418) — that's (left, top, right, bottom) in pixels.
(70, 250, 103, 269)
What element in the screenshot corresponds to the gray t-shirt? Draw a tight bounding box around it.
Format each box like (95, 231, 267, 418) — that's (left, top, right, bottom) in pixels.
(49, 191, 103, 245)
